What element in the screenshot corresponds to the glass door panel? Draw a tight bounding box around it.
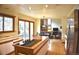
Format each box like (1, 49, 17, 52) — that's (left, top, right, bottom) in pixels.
(30, 22, 34, 40)
(19, 21, 25, 39)
(25, 22, 29, 39)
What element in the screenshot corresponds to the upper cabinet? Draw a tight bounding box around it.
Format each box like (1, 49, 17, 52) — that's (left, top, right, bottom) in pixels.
(40, 18, 52, 32)
(40, 19, 48, 32)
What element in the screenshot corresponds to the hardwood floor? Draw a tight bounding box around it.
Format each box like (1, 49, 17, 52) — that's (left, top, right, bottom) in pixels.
(47, 39, 65, 55)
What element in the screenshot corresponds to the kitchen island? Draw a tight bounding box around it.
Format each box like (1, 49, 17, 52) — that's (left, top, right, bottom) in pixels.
(13, 37, 48, 55)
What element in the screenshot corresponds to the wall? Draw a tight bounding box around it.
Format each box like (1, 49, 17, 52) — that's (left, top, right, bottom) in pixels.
(61, 17, 67, 39)
(34, 18, 62, 35)
(51, 19, 61, 29)
(34, 18, 40, 35)
(61, 8, 75, 40)
(0, 7, 37, 41)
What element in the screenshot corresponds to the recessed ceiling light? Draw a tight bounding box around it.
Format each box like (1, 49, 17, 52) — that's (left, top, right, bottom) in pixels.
(28, 6, 31, 10)
(45, 5, 48, 8)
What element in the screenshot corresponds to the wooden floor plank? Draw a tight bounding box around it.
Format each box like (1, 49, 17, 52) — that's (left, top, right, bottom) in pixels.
(47, 39, 65, 55)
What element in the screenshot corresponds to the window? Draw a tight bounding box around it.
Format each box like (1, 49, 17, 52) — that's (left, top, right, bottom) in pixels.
(4, 17, 13, 31)
(0, 14, 14, 32)
(48, 18, 51, 25)
(19, 20, 34, 40)
(0, 16, 3, 31)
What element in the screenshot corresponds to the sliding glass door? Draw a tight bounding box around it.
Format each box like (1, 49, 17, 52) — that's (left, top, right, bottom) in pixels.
(19, 21, 25, 40)
(19, 20, 34, 40)
(25, 22, 29, 39)
(30, 22, 34, 40)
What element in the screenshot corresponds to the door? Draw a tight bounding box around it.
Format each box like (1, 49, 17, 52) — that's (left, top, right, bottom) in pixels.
(67, 9, 79, 55)
(19, 21, 25, 39)
(67, 18, 74, 55)
(19, 21, 30, 40)
(74, 9, 79, 54)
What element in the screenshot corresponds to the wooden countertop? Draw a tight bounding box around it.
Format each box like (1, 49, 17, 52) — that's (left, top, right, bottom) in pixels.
(14, 39, 48, 49)
(0, 36, 22, 44)
(13, 39, 48, 55)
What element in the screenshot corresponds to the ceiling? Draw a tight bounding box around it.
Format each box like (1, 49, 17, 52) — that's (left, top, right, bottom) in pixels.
(0, 4, 77, 19)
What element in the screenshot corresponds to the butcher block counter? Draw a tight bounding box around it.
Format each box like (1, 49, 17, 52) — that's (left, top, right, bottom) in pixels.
(13, 37, 48, 55)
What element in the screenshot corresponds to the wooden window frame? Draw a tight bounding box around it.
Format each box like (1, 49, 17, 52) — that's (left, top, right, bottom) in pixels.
(19, 19, 34, 40)
(0, 13, 15, 33)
